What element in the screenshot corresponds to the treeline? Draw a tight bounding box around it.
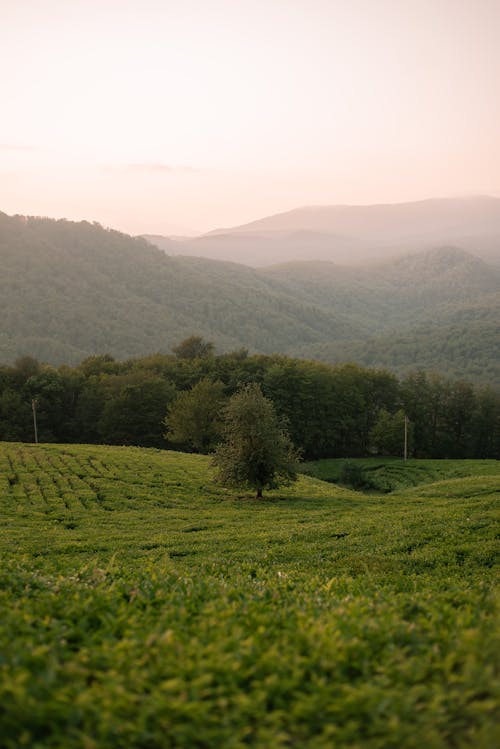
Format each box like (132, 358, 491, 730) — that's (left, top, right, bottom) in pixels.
(0, 343, 498, 459)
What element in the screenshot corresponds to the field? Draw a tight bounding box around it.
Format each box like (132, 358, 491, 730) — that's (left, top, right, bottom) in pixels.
(301, 457, 500, 493)
(0, 443, 499, 748)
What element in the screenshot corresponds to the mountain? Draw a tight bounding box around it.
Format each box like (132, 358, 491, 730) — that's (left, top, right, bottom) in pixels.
(209, 196, 500, 238)
(145, 196, 500, 266)
(0, 212, 358, 366)
(1, 211, 499, 384)
(264, 247, 500, 329)
(264, 248, 500, 382)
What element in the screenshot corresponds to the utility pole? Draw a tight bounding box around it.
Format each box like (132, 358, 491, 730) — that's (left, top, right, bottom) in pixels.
(403, 414, 408, 461)
(31, 398, 38, 444)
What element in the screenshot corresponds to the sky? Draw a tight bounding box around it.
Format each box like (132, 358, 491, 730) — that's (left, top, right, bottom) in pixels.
(1, 0, 500, 235)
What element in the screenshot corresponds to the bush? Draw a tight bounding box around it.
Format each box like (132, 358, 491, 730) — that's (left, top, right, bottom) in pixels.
(339, 461, 372, 490)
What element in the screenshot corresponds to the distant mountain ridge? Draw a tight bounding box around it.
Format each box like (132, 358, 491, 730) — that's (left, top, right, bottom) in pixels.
(144, 196, 500, 267)
(1, 211, 499, 384)
(209, 196, 500, 237)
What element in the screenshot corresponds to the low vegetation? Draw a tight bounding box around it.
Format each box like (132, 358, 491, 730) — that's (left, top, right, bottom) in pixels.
(0, 442, 498, 747)
(302, 456, 500, 493)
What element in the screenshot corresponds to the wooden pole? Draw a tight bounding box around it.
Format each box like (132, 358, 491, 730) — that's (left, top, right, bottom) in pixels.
(31, 398, 38, 444)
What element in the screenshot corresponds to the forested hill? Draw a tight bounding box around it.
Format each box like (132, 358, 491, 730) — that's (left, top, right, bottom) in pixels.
(0, 212, 358, 364)
(263, 250, 500, 384)
(1, 212, 499, 384)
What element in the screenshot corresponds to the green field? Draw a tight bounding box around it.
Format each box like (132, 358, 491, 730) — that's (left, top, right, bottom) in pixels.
(0, 443, 499, 748)
(301, 457, 500, 493)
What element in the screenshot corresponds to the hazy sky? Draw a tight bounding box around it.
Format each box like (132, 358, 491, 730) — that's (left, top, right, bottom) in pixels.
(1, 0, 500, 234)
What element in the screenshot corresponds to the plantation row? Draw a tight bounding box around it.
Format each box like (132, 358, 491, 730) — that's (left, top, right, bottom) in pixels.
(1, 342, 499, 459)
(302, 456, 500, 492)
(1, 442, 499, 748)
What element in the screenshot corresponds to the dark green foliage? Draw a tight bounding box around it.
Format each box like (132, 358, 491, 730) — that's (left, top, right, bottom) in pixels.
(0, 387, 32, 441)
(172, 336, 215, 360)
(165, 378, 226, 453)
(261, 359, 401, 458)
(13, 355, 41, 382)
(399, 372, 491, 458)
(0, 443, 498, 748)
(302, 456, 500, 493)
(213, 383, 300, 497)
(471, 387, 500, 458)
(370, 409, 414, 456)
(99, 376, 177, 448)
(0, 351, 499, 458)
(339, 460, 372, 490)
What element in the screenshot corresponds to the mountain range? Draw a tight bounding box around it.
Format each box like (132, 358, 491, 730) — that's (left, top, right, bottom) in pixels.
(143, 196, 500, 267)
(1, 208, 499, 385)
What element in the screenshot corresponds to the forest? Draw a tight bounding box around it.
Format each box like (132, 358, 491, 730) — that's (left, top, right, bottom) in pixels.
(1, 344, 498, 460)
(1, 212, 499, 384)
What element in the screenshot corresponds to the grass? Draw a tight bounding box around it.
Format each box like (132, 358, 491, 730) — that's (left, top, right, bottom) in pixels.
(0, 442, 499, 748)
(301, 456, 500, 493)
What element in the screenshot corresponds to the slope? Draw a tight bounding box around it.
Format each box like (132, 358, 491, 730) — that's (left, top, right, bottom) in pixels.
(1, 212, 499, 383)
(0, 212, 357, 365)
(1, 442, 498, 748)
(265, 249, 500, 381)
(265, 247, 500, 327)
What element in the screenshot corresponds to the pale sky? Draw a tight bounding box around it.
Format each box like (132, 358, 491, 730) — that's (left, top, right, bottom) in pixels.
(1, 0, 499, 234)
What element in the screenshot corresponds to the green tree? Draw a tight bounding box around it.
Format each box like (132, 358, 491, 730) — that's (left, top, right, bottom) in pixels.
(0, 388, 32, 441)
(172, 336, 214, 360)
(165, 378, 226, 453)
(441, 380, 475, 458)
(213, 383, 300, 498)
(471, 387, 500, 458)
(13, 356, 41, 383)
(26, 368, 76, 442)
(370, 409, 413, 457)
(400, 371, 447, 457)
(99, 377, 177, 447)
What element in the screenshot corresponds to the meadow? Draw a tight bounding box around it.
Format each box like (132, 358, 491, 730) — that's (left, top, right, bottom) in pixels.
(0, 443, 499, 748)
(301, 457, 500, 492)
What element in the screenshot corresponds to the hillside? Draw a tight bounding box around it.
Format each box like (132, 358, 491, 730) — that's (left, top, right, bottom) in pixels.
(1, 442, 498, 747)
(0, 212, 357, 365)
(1, 212, 499, 383)
(264, 247, 500, 329)
(147, 196, 500, 266)
(268, 249, 500, 382)
(301, 321, 500, 383)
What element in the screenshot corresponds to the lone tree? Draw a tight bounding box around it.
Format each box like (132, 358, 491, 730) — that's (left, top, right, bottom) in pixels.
(213, 383, 300, 498)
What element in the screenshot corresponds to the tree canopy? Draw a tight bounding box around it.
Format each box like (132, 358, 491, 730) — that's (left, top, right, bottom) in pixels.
(171, 336, 215, 360)
(213, 383, 300, 498)
(0, 348, 498, 459)
(165, 378, 226, 453)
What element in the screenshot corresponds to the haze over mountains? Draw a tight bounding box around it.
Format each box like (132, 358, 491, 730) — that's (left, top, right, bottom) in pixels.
(1, 208, 499, 385)
(143, 196, 500, 267)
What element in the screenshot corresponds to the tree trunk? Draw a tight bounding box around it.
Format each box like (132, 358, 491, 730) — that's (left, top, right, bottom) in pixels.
(256, 487, 263, 499)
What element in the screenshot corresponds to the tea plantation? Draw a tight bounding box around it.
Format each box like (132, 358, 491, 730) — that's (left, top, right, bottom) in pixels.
(0, 443, 499, 748)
